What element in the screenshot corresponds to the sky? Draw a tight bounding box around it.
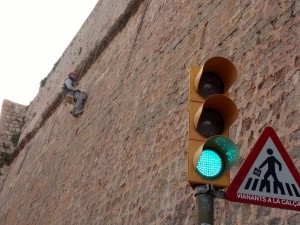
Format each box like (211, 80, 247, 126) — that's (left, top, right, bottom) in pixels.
(0, 0, 99, 109)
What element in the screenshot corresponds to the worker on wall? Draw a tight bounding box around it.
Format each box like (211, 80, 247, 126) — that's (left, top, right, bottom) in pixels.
(63, 72, 86, 117)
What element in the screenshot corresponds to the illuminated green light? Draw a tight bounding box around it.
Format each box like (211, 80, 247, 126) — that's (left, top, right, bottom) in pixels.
(196, 149, 224, 179)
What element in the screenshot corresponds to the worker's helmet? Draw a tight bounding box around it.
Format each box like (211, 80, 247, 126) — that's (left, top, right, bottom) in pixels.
(68, 72, 78, 79)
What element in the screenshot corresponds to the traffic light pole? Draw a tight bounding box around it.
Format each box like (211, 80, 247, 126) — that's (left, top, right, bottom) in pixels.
(195, 184, 226, 225)
(195, 184, 214, 225)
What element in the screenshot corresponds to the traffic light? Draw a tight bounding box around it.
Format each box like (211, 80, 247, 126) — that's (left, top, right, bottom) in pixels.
(188, 56, 239, 188)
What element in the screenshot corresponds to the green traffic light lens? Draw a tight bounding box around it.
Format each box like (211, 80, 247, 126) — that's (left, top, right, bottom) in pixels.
(196, 148, 224, 179)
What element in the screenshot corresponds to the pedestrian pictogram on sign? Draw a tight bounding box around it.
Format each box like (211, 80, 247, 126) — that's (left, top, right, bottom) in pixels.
(226, 127, 300, 211)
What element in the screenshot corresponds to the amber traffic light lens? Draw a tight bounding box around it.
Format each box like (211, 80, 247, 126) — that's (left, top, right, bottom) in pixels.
(197, 109, 224, 137)
(198, 72, 224, 98)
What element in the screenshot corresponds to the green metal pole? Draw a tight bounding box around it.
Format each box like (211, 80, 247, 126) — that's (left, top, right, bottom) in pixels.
(195, 185, 214, 225)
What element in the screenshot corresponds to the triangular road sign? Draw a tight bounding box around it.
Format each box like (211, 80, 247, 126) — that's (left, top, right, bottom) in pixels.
(226, 127, 300, 211)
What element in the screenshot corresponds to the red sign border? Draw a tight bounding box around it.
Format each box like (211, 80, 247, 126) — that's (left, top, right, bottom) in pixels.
(226, 126, 300, 211)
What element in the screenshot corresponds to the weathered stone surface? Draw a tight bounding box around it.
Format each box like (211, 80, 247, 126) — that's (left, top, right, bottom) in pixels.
(0, 0, 299, 224)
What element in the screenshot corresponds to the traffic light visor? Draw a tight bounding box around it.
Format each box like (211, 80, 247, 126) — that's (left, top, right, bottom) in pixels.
(204, 136, 239, 170)
(194, 57, 237, 99)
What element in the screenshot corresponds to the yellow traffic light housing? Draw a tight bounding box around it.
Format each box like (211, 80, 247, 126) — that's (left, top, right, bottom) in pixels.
(188, 56, 239, 188)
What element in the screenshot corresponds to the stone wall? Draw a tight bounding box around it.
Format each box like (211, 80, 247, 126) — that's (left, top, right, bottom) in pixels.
(0, 0, 299, 224)
(0, 99, 26, 152)
(0, 99, 26, 187)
